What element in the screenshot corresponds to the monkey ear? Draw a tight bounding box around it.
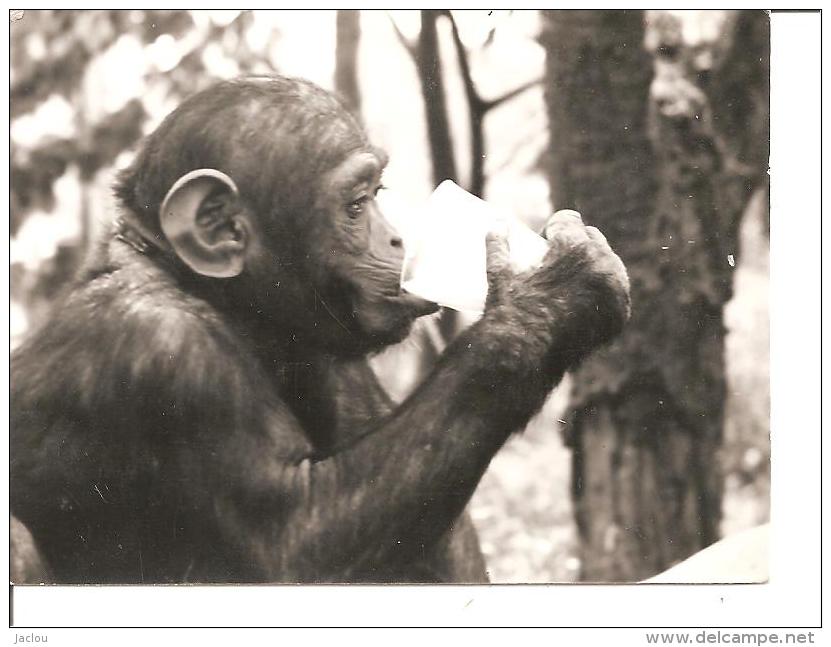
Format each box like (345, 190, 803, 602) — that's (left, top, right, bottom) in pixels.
(160, 169, 247, 278)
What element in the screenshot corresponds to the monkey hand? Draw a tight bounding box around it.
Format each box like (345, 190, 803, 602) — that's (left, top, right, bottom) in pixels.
(541, 209, 630, 325)
(484, 210, 630, 363)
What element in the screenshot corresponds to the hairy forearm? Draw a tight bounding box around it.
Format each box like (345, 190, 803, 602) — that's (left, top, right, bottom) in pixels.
(275, 306, 574, 579)
(261, 248, 628, 579)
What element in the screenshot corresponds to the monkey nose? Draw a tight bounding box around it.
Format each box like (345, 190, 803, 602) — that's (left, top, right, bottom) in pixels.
(390, 236, 403, 248)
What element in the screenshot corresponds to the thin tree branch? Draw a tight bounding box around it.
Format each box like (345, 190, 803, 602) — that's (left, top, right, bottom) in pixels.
(482, 78, 543, 112)
(335, 10, 362, 117)
(443, 10, 488, 196)
(443, 10, 484, 114)
(387, 12, 418, 63)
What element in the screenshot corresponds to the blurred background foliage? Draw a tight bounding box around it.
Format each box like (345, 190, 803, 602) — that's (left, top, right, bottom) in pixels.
(10, 9, 769, 582)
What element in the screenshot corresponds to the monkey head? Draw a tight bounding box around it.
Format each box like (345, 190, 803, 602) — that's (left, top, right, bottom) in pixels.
(115, 76, 437, 356)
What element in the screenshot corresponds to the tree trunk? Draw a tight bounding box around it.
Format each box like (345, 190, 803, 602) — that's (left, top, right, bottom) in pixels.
(443, 10, 486, 198)
(334, 10, 362, 118)
(541, 9, 768, 581)
(410, 10, 465, 355)
(417, 9, 458, 186)
(703, 10, 770, 234)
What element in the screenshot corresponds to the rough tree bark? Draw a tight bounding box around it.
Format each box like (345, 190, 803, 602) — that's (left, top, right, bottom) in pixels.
(541, 10, 769, 581)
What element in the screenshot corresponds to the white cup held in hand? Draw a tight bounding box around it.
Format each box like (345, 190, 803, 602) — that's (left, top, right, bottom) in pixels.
(400, 180, 549, 315)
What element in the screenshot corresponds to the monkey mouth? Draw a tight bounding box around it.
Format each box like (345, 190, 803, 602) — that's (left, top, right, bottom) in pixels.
(397, 290, 440, 318)
(349, 291, 438, 348)
(360, 283, 439, 318)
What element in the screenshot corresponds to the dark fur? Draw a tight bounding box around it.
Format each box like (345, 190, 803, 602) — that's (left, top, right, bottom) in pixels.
(11, 76, 629, 583)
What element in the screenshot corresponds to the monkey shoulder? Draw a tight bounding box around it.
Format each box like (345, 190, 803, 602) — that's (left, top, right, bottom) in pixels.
(12, 262, 281, 438)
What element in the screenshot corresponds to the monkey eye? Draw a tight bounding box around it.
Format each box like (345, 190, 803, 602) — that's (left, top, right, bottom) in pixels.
(346, 181, 384, 218)
(346, 196, 370, 218)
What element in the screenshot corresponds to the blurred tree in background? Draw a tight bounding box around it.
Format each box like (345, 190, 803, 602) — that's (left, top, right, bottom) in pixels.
(10, 9, 769, 582)
(334, 10, 361, 117)
(388, 9, 544, 371)
(11, 10, 278, 340)
(542, 9, 769, 581)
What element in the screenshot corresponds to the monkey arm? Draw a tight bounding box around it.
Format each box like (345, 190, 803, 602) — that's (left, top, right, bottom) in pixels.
(214, 249, 627, 581)
(210, 320, 561, 582)
(10, 240, 626, 583)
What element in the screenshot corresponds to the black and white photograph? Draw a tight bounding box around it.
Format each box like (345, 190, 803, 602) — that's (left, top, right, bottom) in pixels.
(4, 6, 812, 634)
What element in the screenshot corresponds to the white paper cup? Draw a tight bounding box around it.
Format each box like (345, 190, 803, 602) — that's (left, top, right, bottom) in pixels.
(400, 180, 549, 315)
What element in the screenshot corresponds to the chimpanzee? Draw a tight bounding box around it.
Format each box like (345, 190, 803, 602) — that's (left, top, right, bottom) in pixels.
(10, 75, 630, 584)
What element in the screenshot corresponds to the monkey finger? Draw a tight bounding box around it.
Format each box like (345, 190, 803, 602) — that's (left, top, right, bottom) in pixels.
(585, 226, 609, 247)
(485, 219, 510, 265)
(485, 231, 511, 276)
(485, 223, 512, 303)
(544, 209, 584, 240)
(547, 208, 583, 228)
